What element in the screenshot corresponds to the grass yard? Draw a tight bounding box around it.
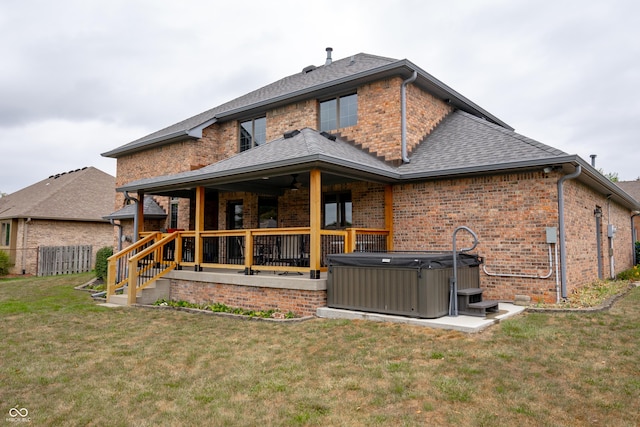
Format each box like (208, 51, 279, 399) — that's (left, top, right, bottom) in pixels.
(1, 273, 639, 426)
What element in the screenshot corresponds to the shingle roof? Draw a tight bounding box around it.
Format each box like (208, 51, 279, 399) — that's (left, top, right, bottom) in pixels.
(103, 196, 167, 220)
(102, 52, 511, 158)
(398, 110, 569, 177)
(0, 167, 115, 221)
(118, 114, 571, 193)
(102, 53, 398, 157)
(617, 180, 640, 204)
(118, 128, 398, 191)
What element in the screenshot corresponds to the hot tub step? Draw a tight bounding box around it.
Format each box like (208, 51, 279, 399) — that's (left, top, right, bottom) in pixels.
(461, 300, 499, 317)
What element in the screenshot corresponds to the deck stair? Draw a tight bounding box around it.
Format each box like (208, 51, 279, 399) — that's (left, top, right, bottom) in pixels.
(108, 278, 170, 306)
(456, 288, 499, 317)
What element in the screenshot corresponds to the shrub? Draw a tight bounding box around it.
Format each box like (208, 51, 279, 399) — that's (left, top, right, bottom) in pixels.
(94, 246, 113, 281)
(617, 265, 640, 281)
(0, 249, 12, 276)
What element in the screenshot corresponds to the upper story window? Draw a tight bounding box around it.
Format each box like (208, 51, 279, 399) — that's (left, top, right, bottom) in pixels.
(239, 117, 266, 152)
(1, 221, 10, 246)
(319, 93, 358, 132)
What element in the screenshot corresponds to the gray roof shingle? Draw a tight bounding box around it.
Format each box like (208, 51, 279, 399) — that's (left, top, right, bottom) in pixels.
(103, 53, 399, 157)
(103, 195, 167, 220)
(398, 110, 569, 176)
(0, 167, 115, 221)
(118, 128, 398, 191)
(103, 52, 511, 158)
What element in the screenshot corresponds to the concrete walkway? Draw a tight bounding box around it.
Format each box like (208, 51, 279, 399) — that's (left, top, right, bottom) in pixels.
(316, 302, 526, 333)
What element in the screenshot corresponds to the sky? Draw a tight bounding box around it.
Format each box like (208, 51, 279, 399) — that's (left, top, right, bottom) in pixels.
(1, 0, 639, 195)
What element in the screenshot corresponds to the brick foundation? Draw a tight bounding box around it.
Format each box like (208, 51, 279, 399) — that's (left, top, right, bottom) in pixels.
(169, 277, 327, 317)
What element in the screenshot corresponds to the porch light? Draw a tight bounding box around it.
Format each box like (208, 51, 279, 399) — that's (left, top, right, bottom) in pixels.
(290, 174, 300, 191)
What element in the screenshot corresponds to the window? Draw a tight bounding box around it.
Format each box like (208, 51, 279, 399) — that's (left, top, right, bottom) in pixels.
(319, 93, 358, 132)
(323, 192, 352, 229)
(227, 201, 243, 230)
(258, 197, 278, 228)
(239, 117, 266, 152)
(169, 198, 179, 229)
(1, 221, 10, 246)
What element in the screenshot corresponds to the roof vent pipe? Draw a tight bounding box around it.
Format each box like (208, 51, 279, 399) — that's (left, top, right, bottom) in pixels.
(401, 70, 418, 163)
(557, 165, 582, 299)
(325, 47, 333, 65)
(590, 154, 597, 167)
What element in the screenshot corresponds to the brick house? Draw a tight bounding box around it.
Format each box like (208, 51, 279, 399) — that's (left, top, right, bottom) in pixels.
(617, 180, 640, 263)
(0, 167, 115, 275)
(102, 49, 640, 315)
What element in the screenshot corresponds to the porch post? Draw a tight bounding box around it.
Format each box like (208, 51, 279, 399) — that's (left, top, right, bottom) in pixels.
(309, 169, 322, 279)
(135, 190, 145, 241)
(385, 185, 394, 251)
(194, 186, 205, 271)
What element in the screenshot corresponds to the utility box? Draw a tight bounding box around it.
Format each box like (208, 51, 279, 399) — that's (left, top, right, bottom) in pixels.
(608, 224, 617, 238)
(326, 253, 482, 319)
(546, 227, 557, 244)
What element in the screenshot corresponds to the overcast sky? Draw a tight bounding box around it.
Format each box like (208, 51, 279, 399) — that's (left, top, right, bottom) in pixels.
(1, 0, 639, 194)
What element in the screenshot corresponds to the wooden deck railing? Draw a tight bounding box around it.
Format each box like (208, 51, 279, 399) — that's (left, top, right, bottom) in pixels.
(107, 227, 389, 305)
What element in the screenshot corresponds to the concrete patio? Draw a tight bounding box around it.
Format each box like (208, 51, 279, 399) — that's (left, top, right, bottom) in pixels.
(316, 302, 526, 333)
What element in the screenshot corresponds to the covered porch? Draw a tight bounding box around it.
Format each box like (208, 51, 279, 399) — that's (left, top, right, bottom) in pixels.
(106, 130, 399, 311)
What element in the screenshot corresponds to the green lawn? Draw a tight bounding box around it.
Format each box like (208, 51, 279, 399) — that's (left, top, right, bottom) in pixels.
(1, 273, 639, 426)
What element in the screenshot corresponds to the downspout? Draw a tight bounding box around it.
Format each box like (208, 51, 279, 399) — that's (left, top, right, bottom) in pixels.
(594, 207, 603, 279)
(21, 217, 31, 274)
(110, 219, 123, 252)
(557, 165, 582, 299)
(124, 191, 140, 242)
(401, 70, 418, 163)
(632, 212, 640, 266)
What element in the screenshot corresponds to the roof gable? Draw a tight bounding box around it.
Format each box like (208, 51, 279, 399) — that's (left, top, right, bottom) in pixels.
(103, 195, 167, 220)
(0, 167, 115, 221)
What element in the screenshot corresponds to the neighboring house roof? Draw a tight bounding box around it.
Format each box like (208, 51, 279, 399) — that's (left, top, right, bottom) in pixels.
(102, 52, 511, 158)
(617, 180, 640, 206)
(103, 196, 167, 220)
(0, 167, 115, 222)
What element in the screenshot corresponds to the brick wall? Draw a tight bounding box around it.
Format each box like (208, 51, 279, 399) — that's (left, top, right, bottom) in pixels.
(393, 171, 635, 303)
(563, 179, 633, 289)
(267, 99, 318, 141)
(10, 219, 113, 275)
(170, 279, 326, 317)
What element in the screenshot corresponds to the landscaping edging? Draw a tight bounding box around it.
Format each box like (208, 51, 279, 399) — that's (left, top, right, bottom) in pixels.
(525, 282, 639, 314)
(74, 278, 100, 292)
(133, 303, 316, 323)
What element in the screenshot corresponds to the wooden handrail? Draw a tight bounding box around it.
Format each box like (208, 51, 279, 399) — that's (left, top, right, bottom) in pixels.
(107, 227, 391, 305)
(106, 232, 161, 301)
(127, 232, 179, 304)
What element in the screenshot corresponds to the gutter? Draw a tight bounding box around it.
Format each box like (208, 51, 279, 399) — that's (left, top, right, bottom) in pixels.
(557, 165, 582, 299)
(101, 118, 217, 158)
(401, 70, 417, 163)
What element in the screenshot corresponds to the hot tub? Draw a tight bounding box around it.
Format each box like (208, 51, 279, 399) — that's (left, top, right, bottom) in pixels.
(326, 252, 482, 319)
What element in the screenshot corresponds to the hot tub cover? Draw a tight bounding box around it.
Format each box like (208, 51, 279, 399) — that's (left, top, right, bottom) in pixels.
(327, 252, 482, 269)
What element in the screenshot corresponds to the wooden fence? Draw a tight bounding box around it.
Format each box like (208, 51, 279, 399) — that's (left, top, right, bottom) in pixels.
(38, 245, 92, 276)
